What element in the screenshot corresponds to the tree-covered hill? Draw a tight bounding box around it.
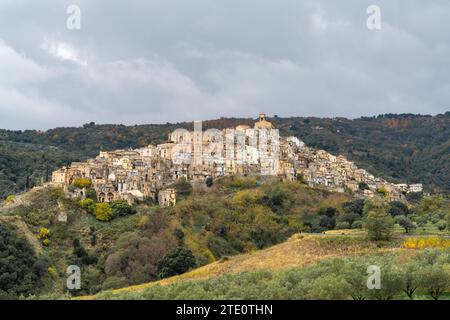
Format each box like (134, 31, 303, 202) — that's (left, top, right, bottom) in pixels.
(0, 112, 449, 198)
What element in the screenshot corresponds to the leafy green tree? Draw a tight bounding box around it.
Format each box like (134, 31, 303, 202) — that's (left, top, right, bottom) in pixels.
(343, 199, 365, 216)
(342, 260, 370, 300)
(368, 262, 403, 300)
(395, 215, 416, 234)
(85, 188, 97, 200)
(406, 192, 423, 204)
(389, 201, 410, 216)
(174, 177, 193, 198)
(401, 261, 422, 300)
(419, 265, 450, 300)
(335, 221, 350, 230)
(340, 212, 361, 228)
(111, 200, 136, 216)
(363, 200, 394, 241)
(158, 247, 196, 279)
(319, 215, 336, 230)
(72, 238, 97, 266)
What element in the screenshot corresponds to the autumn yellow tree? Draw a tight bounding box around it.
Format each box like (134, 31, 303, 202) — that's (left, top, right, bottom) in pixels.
(95, 203, 114, 221)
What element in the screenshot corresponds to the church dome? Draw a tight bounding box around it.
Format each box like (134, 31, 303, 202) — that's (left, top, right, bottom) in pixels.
(254, 112, 274, 129)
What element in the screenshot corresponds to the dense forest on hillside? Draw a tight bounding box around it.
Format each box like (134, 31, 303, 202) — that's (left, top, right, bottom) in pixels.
(0, 224, 49, 299)
(0, 112, 449, 198)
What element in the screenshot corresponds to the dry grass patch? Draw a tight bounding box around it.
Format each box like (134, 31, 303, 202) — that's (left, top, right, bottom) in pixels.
(80, 233, 404, 299)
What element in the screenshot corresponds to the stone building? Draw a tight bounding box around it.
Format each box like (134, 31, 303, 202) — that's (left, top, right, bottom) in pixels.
(51, 113, 416, 205)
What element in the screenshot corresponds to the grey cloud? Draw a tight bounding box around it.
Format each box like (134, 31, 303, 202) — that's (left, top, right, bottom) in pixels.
(0, 0, 449, 129)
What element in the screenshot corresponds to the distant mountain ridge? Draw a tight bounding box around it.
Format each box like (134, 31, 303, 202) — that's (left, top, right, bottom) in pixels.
(0, 112, 449, 198)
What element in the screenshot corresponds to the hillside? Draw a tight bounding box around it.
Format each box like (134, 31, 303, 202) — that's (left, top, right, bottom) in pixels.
(84, 233, 402, 299)
(1, 112, 449, 198)
(84, 233, 450, 300)
(0, 176, 449, 299)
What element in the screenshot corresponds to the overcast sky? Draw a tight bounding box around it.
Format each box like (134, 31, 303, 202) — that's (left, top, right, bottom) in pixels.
(0, 0, 449, 130)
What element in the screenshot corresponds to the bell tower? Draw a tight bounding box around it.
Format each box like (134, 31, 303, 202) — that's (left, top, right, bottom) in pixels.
(259, 112, 266, 122)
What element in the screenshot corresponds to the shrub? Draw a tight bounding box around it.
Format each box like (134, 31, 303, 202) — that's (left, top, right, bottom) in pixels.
(5, 194, 16, 203)
(351, 220, 363, 229)
(342, 199, 365, 216)
(335, 221, 350, 230)
(79, 198, 95, 214)
(403, 237, 450, 249)
(48, 267, 58, 280)
(376, 188, 388, 197)
(307, 275, 351, 300)
(90, 232, 97, 247)
(205, 177, 214, 187)
(221, 176, 258, 190)
(207, 236, 237, 259)
(102, 276, 129, 290)
(38, 227, 51, 239)
(94, 203, 114, 221)
(50, 187, 64, 199)
(296, 173, 307, 184)
(158, 247, 196, 279)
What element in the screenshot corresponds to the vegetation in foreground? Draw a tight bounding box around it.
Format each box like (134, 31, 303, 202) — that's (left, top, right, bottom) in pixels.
(0, 176, 449, 300)
(91, 248, 450, 300)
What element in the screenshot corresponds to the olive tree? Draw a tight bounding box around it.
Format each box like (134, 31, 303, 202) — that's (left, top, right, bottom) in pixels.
(363, 200, 394, 241)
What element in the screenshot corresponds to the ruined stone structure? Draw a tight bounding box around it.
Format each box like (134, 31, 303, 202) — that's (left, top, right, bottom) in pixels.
(158, 188, 177, 207)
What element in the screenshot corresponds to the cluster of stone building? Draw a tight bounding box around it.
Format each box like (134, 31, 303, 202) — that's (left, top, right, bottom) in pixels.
(295, 148, 422, 201)
(51, 113, 422, 206)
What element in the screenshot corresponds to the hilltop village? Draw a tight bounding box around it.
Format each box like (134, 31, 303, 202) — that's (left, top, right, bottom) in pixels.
(51, 113, 423, 206)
